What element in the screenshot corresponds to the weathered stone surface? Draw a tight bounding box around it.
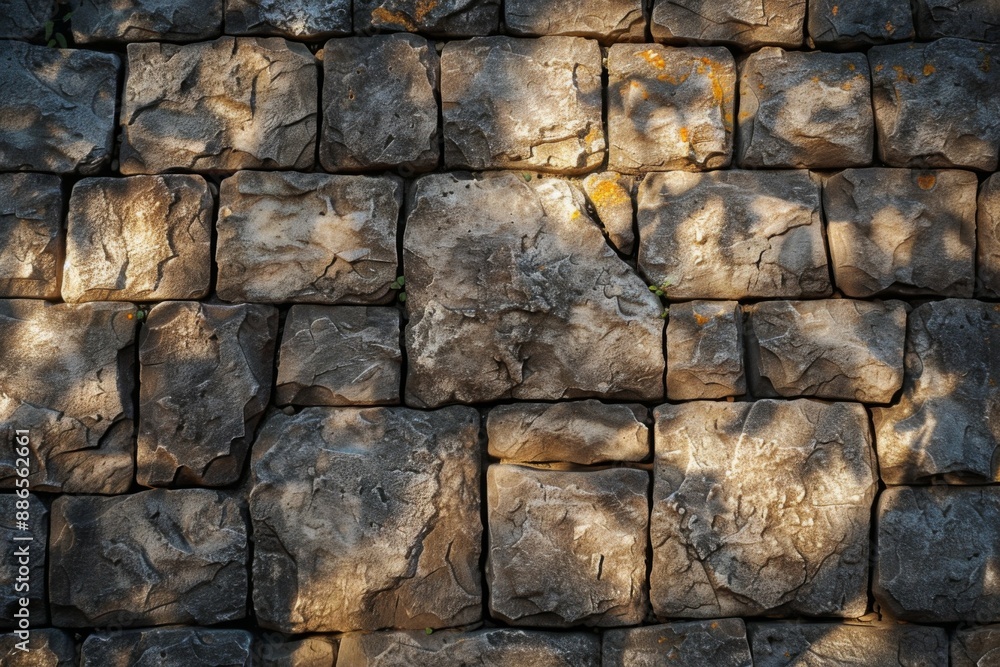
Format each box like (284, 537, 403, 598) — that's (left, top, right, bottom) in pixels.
(651, 0, 806, 49)
(582, 172, 635, 254)
(0, 173, 62, 299)
(354, 0, 500, 37)
(120, 37, 316, 174)
(824, 168, 977, 297)
(337, 628, 600, 667)
(50, 489, 247, 627)
(746, 299, 906, 403)
(666, 300, 745, 400)
(321, 35, 439, 173)
(487, 400, 648, 464)
(487, 465, 649, 627)
(870, 39, 1000, 171)
(808, 0, 915, 47)
(82, 628, 253, 667)
(0, 495, 46, 627)
(0, 0, 55, 39)
(0, 301, 135, 494)
(638, 170, 830, 299)
(978, 173, 1000, 297)
(226, 0, 350, 38)
(0, 41, 119, 174)
(276, 306, 401, 407)
(69, 0, 222, 42)
(441, 37, 604, 174)
(604, 619, 752, 667)
(875, 486, 1000, 623)
(914, 0, 1000, 42)
(749, 622, 949, 666)
(251, 407, 481, 633)
(506, 0, 645, 43)
(258, 636, 338, 667)
(608, 44, 735, 173)
(953, 625, 1000, 667)
(0, 629, 75, 667)
(64, 175, 213, 303)
(651, 400, 876, 618)
(873, 299, 1000, 484)
(217, 171, 400, 304)
(738, 48, 873, 168)
(139, 301, 278, 487)
(404, 172, 665, 407)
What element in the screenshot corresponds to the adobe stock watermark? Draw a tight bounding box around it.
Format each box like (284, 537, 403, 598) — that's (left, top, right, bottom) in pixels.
(10, 429, 32, 652)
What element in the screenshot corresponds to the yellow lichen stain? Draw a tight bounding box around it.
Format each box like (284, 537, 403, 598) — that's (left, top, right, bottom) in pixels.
(696, 57, 727, 105)
(758, 82, 766, 90)
(679, 126, 690, 143)
(893, 65, 916, 83)
(886, 20, 895, 33)
(724, 111, 733, 126)
(875, 63, 884, 72)
(831, 4, 839, 15)
(841, 81, 852, 91)
(570, 210, 581, 220)
(693, 312, 710, 326)
(917, 173, 936, 190)
(710, 622, 719, 630)
(847, 62, 856, 71)
(658, 72, 689, 86)
(640, 49, 666, 69)
(923, 63, 936, 76)
(590, 180, 630, 208)
(739, 110, 751, 120)
(628, 80, 650, 100)
(810, 75, 820, 83)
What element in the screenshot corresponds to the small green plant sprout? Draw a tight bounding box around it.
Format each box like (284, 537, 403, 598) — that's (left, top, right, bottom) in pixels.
(648, 278, 673, 319)
(127, 307, 148, 322)
(424, 627, 434, 635)
(44, 9, 73, 48)
(522, 172, 532, 182)
(391, 275, 407, 303)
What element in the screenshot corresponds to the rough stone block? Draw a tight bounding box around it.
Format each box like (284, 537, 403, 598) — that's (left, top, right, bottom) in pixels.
(404, 172, 664, 407)
(824, 168, 977, 297)
(64, 175, 213, 303)
(738, 48, 873, 168)
(0, 0, 55, 39)
(603, 619, 752, 667)
(0, 494, 46, 627)
(82, 628, 253, 667)
(487, 465, 649, 627)
(666, 300, 745, 400)
(258, 636, 338, 667)
(69, 0, 222, 42)
(953, 625, 1000, 667)
(486, 400, 648, 464)
(251, 406, 481, 633)
(608, 44, 735, 173)
(748, 622, 949, 666)
(442, 37, 604, 174)
(0, 41, 119, 174)
(226, 0, 351, 38)
(0, 301, 135, 494)
(638, 170, 830, 299)
(914, 0, 1000, 42)
(870, 39, 1000, 171)
(808, 0, 915, 48)
(582, 172, 635, 254)
(120, 37, 316, 174)
(873, 299, 1000, 484)
(217, 171, 400, 304)
(0, 629, 75, 667)
(875, 486, 1000, 623)
(651, 0, 806, 49)
(651, 400, 876, 618)
(506, 0, 645, 43)
(746, 299, 906, 403)
(321, 35, 439, 173)
(978, 173, 1000, 297)
(276, 306, 401, 407)
(0, 173, 62, 299)
(354, 0, 500, 37)
(50, 489, 247, 627)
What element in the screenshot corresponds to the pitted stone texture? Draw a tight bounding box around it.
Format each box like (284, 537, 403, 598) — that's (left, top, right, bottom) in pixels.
(746, 299, 906, 403)
(0, 173, 62, 299)
(0, 42, 119, 174)
(276, 306, 401, 407)
(914, 0, 1000, 42)
(138, 301, 278, 487)
(873, 299, 1000, 484)
(337, 629, 600, 667)
(487, 465, 648, 627)
(651, 400, 876, 619)
(120, 37, 316, 174)
(251, 407, 481, 633)
(0, 629, 75, 667)
(226, 0, 351, 38)
(651, 0, 806, 49)
(404, 172, 665, 407)
(321, 35, 439, 173)
(978, 173, 1000, 297)
(217, 171, 400, 305)
(953, 625, 1000, 667)
(608, 44, 735, 173)
(0, 301, 135, 494)
(824, 168, 976, 297)
(666, 300, 745, 400)
(354, 0, 500, 37)
(0, 0, 55, 39)
(603, 619, 752, 667)
(258, 636, 338, 667)
(442, 37, 604, 174)
(0, 495, 46, 627)
(82, 628, 253, 667)
(638, 170, 830, 300)
(486, 401, 648, 464)
(582, 172, 635, 254)
(875, 486, 1000, 623)
(738, 48, 873, 169)
(506, 0, 645, 43)
(808, 0, 915, 47)
(64, 175, 212, 303)
(50, 489, 247, 628)
(69, 0, 222, 42)
(870, 39, 1000, 171)
(748, 622, 949, 667)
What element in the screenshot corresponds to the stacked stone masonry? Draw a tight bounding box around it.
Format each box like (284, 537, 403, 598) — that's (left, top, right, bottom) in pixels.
(2, 0, 1000, 665)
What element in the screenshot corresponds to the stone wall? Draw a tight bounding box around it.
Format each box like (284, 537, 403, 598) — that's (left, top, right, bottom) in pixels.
(1, 0, 999, 665)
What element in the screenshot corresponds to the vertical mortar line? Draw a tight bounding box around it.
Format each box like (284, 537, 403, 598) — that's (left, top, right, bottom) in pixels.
(815, 172, 837, 298)
(863, 405, 887, 620)
(478, 407, 493, 626)
(314, 39, 324, 173)
(644, 411, 656, 626)
(396, 178, 412, 404)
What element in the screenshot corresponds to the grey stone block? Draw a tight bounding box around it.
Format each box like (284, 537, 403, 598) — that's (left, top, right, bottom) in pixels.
(748, 622, 949, 666)
(953, 625, 1000, 667)
(603, 619, 752, 667)
(914, 0, 1000, 42)
(226, 0, 351, 38)
(651, 0, 806, 49)
(81, 628, 253, 666)
(69, 0, 222, 42)
(977, 173, 1000, 297)
(0, 629, 75, 667)
(808, 0, 915, 48)
(506, 0, 645, 43)
(354, 0, 500, 37)
(0, 173, 62, 299)
(666, 300, 745, 400)
(0, 0, 56, 39)
(258, 636, 338, 667)
(0, 495, 46, 627)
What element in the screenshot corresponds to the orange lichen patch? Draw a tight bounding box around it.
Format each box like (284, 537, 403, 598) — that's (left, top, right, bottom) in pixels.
(892, 65, 917, 83)
(696, 57, 727, 104)
(832, 4, 839, 15)
(693, 312, 711, 326)
(658, 72, 689, 86)
(710, 621, 720, 630)
(874, 63, 884, 72)
(841, 81, 853, 91)
(570, 209, 581, 220)
(640, 49, 666, 69)
(810, 75, 820, 83)
(127, 312, 134, 320)
(917, 173, 936, 190)
(847, 62, 856, 71)
(371, 7, 418, 30)
(590, 180, 630, 208)
(723, 111, 733, 126)
(983, 54, 992, 72)
(886, 20, 895, 33)
(923, 63, 936, 76)
(414, 0, 438, 21)
(758, 82, 766, 89)
(739, 110, 751, 120)
(678, 127, 690, 143)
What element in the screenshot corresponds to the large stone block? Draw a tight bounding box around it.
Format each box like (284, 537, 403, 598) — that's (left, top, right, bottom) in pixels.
(217, 171, 400, 304)
(914, 0, 1000, 42)
(69, 0, 222, 42)
(873, 299, 1000, 484)
(0, 629, 75, 667)
(608, 44, 735, 173)
(582, 172, 635, 254)
(321, 35, 439, 173)
(603, 619, 752, 667)
(138, 301, 278, 487)
(442, 37, 604, 174)
(0, 494, 46, 627)
(50, 489, 247, 627)
(0, 41, 119, 174)
(354, 0, 500, 37)
(978, 173, 1000, 297)
(506, 0, 645, 43)
(825, 168, 977, 297)
(404, 172, 664, 407)
(651, 400, 876, 618)
(638, 170, 830, 299)
(251, 407, 481, 633)
(0, 301, 135, 494)
(748, 622, 949, 666)
(953, 625, 1000, 667)
(258, 636, 338, 667)
(0, 173, 62, 299)
(226, 0, 351, 38)
(808, 0, 914, 48)
(651, 0, 805, 49)
(0, 0, 55, 39)
(120, 37, 316, 174)
(666, 300, 745, 400)
(870, 39, 1000, 171)
(82, 628, 253, 667)
(875, 486, 1000, 623)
